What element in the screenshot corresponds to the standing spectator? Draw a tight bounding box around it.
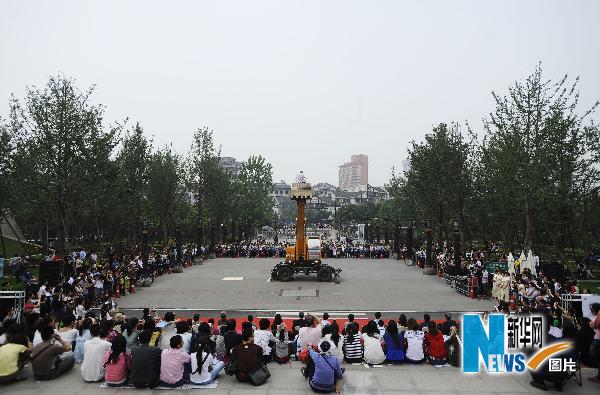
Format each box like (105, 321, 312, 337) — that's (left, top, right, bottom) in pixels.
(30, 326, 75, 380)
(589, 303, 600, 384)
(130, 330, 162, 389)
(103, 335, 131, 387)
(81, 323, 111, 382)
(159, 335, 191, 387)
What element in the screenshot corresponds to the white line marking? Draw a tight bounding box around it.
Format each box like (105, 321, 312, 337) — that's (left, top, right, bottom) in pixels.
(222, 277, 244, 281)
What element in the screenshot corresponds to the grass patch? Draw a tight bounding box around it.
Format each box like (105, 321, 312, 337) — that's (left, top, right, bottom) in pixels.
(578, 280, 600, 294)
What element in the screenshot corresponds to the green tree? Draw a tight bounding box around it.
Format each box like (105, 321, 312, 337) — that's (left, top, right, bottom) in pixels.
(8, 75, 118, 252)
(235, 155, 275, 237)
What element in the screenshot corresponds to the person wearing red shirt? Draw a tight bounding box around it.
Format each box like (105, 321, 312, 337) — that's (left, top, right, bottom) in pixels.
(424, 322, 448, 366)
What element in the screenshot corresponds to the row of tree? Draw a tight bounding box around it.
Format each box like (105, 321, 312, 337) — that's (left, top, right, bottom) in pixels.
(382, 65, 600, 257)
(0, 75, 275, 253)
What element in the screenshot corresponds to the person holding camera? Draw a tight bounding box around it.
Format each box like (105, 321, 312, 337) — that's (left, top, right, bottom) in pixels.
(30, 326, 75, 380)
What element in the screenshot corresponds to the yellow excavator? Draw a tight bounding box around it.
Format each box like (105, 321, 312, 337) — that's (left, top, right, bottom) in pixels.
(270, 180, 342, 282)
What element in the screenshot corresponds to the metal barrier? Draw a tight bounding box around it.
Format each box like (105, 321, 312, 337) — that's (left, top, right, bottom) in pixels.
(560, 293, 583, 313)
(0, 290, 26, 322)
(443, 273, 470, 296)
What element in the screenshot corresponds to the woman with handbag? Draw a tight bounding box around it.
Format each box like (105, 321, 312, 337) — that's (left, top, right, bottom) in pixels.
(231, 331, 269, 385)
(190, 339, 225, 385)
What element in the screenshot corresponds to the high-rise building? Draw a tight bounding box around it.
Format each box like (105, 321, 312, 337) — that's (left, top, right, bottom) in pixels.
(338, 154, 368, 192)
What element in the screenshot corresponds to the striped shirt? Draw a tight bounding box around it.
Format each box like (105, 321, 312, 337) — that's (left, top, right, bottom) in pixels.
(343, 334, 362, 360)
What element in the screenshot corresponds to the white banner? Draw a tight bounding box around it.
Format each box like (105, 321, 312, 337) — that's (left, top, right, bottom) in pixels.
(581, 294, 600, 320)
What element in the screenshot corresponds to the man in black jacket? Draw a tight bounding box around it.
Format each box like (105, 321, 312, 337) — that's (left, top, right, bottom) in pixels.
(130, 330, 162, 388)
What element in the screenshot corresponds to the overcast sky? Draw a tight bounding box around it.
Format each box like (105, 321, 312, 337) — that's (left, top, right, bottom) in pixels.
(1, 1, 599, 186)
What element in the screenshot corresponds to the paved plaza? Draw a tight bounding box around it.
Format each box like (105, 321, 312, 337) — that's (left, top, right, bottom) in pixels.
(117, 258, 495, 315)
(4, 258, 598, 394)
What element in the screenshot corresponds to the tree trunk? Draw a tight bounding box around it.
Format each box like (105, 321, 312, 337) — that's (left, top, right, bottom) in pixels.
(524, 191, 533, 251)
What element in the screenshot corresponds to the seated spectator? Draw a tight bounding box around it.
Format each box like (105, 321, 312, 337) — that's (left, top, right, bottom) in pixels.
(176, 320, 192, 354)
(419, 314, 431, 331)
(440, 313, 457, 336)
(159, 335, 191, 387)
(404, 318, 425, 364)
(130, 329, 162, 389)
(307, 341, 343, 393)
(321, 313, 331, 328)
(122, 318, 139, 352)
(254, 318, 276, 363)
(31, 325, 75, 380)
(362, 321, 385, 365)
(397, 314, 408, 332)
(273, 329, 292, 364)
(0, 329, 32, 383)
(424, 322, 448, 365)
(82, 323, 112, 382)
(223, 319, 242, 360)
(270, 314, 284, 334)
(231, 331, 263, 383)
(58, 314, 78, 347)
(293, 312, 306, 337)
(342, 323, 363, 363)
(383, 320, 405, 364)
(321, 322, 344, 362)
(376, 319, 386, 337)
(342, 314, 355, 333)
(158, 312, 177, 350)
(74, 318, 92, 364)
(33, 318, 58, 346)
(189, 339, 225, 385)
(103, 334, 131, 386)
(143, 318, 161, 347)
(299, 315, 322, 351)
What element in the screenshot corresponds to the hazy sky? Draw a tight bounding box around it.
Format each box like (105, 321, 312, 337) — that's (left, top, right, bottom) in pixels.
(1, 1, 599, 186)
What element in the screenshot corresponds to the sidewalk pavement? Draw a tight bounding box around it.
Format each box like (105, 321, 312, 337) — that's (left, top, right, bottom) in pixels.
(3, 360, 598, 395)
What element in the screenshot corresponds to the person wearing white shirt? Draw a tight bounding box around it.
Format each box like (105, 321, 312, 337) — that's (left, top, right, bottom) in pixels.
(189, 341, 225, 385)
(253, 318, 277, 362)
(81, 324, 112, 382)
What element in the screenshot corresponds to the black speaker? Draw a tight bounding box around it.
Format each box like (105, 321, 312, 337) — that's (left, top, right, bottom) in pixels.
(38, 260, 65, 286)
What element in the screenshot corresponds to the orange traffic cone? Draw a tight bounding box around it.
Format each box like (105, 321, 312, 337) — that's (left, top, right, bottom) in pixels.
(470, 285, 475, 299)
(130, 284, 136, 293)
(509, 295, 516, 310)
(115, 285, 121, 298)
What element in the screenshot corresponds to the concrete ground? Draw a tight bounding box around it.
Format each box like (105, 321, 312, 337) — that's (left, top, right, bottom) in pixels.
(5, 258, 597, 394)
(3, 358, 598, 394)
(117, 257, 495, 314)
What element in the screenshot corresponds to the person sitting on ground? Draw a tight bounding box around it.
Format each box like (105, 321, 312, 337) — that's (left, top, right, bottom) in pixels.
(362, 320, 385, 365)
(143, 318, 161, 347)
(270, 314, 284, 335)
(254, 318, 277, 363)
(189, 339, 225, 385)
(398, 314, 408, 332)
(223, 319, 242, 361)
(74, 318, 93, 364)
(176, 320, 192, 354)
(31, 325, 75, 380)
(376, 319, 386, 337)
(58, 313, 78, 347)
(404, 318, 425, 364)
(293, 312, 306, 337)
(299, 315, 323, 351)
(343, 322, 363, 363)
(383, 320, 405, 364)
(82, 323, 112, 381)
(103, 334, 131, 387)
(0, 326, 32, 383)
(159, 334, 191, 387)
(342, 314, 355, 334)
(307, 340, 343, 394)
(158, 312, 177, 350)
(424, 322, 448, 365)
(122, 318, 139, 352)
(130, 329, 162, 389)
(440, 313, 457, 336)
(273, 329, 292, 364)
(231, 331, 264, 384)
(321, 313, 331, 328)
(321, 321, 344, 362)
(419, 314, 431, 331)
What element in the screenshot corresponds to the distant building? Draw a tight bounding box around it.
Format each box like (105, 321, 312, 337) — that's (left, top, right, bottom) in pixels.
(339, 154, 368, 192)
(271, 181, 295, 224)
(219, 156, 243, 176)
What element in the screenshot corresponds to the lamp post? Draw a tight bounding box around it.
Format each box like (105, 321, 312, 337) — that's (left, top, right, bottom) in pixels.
(406, 218, 414, 262)
(141, 217, 149, 266)
(451, 218, 461, 269)
(208, 222, 216, 259)
(424, 219, 433, 268)
(175, 224, 182, 264)
(393, 219, 400, 260)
